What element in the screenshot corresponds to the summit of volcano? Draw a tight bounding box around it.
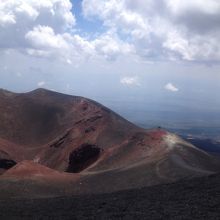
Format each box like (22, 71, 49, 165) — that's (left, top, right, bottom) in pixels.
(0, 88, 219, 197)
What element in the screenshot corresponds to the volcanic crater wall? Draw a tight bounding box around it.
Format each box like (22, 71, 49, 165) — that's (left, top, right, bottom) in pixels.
(66, 144, 102, 173)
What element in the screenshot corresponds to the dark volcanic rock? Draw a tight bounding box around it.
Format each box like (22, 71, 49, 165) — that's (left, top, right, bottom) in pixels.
(66, 144, 101, 173)
(0, 173, 219, 220)
(0, 159, 16, 169)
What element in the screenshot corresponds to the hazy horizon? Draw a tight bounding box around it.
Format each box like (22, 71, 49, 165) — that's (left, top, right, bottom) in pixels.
(1, 0, 220, 136)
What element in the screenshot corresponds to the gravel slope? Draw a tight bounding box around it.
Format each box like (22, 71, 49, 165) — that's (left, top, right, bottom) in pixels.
(0, 173, 219, 220)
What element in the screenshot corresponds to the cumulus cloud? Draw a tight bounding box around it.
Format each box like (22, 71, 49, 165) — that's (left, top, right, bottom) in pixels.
(0, 0, 134, 63)
(0, 0, 75, 48)
(0, 0, 75, 29)
(82, 0, 220, 62)
(164, 83, 179, 92)
(167, 0, 220, 33)
(120, 76, 140, 87)
(25, 25, 71, 60)
(0, 0, 79, 62)
(1, 0, 220, 64)
(25, 29, 132, 62)
(25, 25, 68, 49)
(92, 32, 134, 61)
(37, 81, 46, 87)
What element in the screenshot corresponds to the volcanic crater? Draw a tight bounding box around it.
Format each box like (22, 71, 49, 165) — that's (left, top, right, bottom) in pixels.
(0, 88, 219, 198)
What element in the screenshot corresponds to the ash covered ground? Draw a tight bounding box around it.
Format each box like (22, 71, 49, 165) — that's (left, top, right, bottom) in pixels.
(0, 173, 219, 220)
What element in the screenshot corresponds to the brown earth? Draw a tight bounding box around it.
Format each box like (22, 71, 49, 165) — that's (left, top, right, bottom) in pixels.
(0, 88, 219, 198)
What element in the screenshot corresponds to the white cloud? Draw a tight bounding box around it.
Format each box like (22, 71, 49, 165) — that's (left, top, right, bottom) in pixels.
(0, 0, 75, 30)
(0, 0, 134, 64)
(82, 0, 220, 63)
(92, 32, 134, 61)
(37, 81, 46, 87)
(164, 83, 179, 92)
(120, 76, 140, 87)
(0, 0, 76, 60)
(25, 25, 68, 49)
(167, 0, 220, 16)
(1, 0, 220, 65)
(25, 25, 72, 61)
(66, 59, 72, 64)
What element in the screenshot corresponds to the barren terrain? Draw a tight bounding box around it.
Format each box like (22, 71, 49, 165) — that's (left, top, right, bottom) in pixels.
(0, 88, 219, 199)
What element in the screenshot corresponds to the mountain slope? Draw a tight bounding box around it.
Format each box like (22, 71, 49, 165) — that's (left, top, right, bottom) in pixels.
(0, 88, 219, 197)
(1, 173, 219, 219)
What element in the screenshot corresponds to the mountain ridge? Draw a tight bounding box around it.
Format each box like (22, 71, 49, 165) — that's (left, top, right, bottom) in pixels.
(0, 88, 219, 197)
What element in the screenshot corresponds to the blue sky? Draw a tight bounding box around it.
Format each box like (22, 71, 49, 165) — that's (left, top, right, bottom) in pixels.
(1, 0, 220, 126)
(71, 0, 105, 34)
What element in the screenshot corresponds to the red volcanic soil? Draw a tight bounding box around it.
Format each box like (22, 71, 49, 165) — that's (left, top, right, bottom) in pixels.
(3, 160, 77, 180)
(0, 88, 219, 198)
